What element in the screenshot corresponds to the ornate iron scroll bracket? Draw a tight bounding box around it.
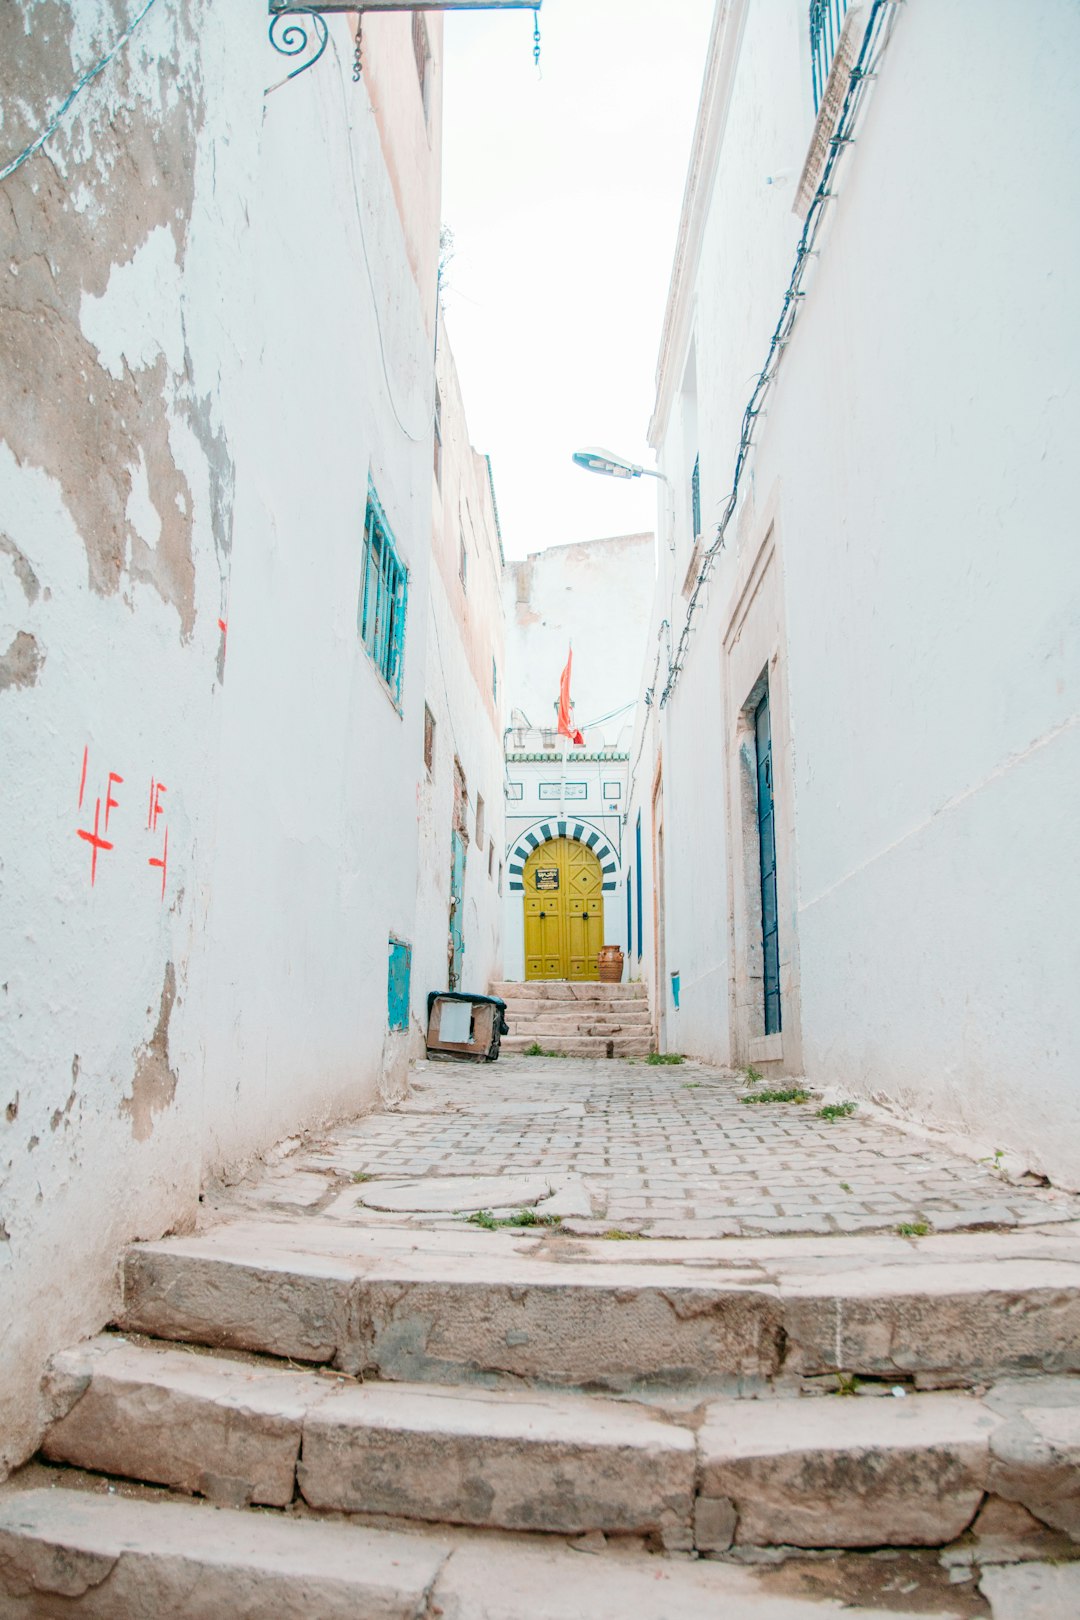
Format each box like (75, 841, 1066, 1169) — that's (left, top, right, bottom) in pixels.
(268, 5, 329, 83)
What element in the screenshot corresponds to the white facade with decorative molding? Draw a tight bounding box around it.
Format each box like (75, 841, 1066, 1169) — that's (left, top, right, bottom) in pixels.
(628, 0, 1080, 1186)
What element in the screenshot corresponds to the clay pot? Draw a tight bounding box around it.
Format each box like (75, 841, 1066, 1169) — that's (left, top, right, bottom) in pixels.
(597, 945, 624, 984)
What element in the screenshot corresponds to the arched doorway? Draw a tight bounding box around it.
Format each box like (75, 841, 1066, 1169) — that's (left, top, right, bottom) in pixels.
(523, 837, 603, 980)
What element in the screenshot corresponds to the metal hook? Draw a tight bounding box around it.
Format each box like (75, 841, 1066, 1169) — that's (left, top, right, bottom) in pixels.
(532, 7, 541, 76)
(353, 16, 363, 80)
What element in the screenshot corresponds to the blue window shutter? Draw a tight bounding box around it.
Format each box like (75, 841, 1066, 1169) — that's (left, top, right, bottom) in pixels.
(387, 937, 411, 1032)
(635, 813, 643, 958)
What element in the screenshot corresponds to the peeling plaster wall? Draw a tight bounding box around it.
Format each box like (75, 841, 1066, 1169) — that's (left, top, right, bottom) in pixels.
(413, 325, 506, 1014)
(0, 2, 439, 1472)
(640, 0, 1080, 1182)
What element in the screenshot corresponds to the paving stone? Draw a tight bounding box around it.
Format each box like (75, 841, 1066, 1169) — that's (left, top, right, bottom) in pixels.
(42, 1336, 329, 1507)
(298, 1381, 696, 1543)
(0, 1488, 448, 1618)
(356, 1174, 554, 1214)
(699, 1391, 996, 1547)
(120, 1220, 1080, 1392)
(430, 1536, 945, 1619)
(979, 1560, 1080, 1619)
(985, 1377, 1080, 1540)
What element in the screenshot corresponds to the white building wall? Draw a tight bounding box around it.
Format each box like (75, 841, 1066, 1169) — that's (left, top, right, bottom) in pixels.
(504, 533, 655, 734)
(638, 0, 1080, 1184)
(0, 3, 442, 1473)
(413, 331, 506, 1019)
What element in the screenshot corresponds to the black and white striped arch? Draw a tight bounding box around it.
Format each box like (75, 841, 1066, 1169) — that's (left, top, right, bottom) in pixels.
(507, 819, 620, 893)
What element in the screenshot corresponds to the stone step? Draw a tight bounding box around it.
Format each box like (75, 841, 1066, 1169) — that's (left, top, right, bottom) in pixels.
(502, 1035, 654, 1057)
(0, 1487, 446, 1619)
(490, 981, 647, 1002)
(42, 1336, 695, 1543)
(501, 1008, 654, 1030)
(0, 1488, 968, 1620)
(116, 1221, 1080, 1393)
(37, 1337, 1080, 1555)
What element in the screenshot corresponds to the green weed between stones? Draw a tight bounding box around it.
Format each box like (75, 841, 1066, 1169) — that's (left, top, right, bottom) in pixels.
(834, 1372, 860, 1397)
(465, 1208, 562, 1230)
(740, 1087, 810, 1106)
(647, 1052, 684, 1065)
(602, 1228, 645, 1241)
(742, 1065, 764, 1086)
(351, 1171, 373, 1183)
(522, 1043, 569, 1058)
(896, 1220, 932, 1238)
(839, 1182, 853, 1194)
(817, 1101, 858, 1122)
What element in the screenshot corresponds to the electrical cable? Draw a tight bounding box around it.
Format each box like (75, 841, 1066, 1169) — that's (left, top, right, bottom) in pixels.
(623, 618, 669, 822)
(657, 0, 903, 709)
(0, 0, 162, 185)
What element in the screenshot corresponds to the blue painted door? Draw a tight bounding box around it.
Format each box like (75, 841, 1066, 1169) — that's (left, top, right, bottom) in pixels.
(449, 830, 465, 989)
(754, 689, 781, 1035)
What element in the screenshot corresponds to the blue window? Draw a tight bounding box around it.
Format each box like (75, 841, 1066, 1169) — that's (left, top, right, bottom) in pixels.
(387, 936, 412, 1032)
(626, 873, 633, 956)
(635, 812, 643, 959)
(359, 481, 408, 705)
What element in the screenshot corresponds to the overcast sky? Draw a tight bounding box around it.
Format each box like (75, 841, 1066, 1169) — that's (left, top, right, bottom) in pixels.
(440, 0, 713, 561)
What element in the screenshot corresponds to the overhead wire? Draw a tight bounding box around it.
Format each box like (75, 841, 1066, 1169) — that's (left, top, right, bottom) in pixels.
(0, 0, 162, 185)
(656, 0, 903, 709)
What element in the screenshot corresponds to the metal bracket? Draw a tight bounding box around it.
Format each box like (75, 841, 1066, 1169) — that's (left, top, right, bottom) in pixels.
(270, 2, 540, 11)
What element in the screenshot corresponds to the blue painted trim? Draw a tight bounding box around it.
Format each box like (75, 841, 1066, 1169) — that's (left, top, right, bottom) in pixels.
(602, 862, 616, 875)
(387, 936, 411, 1032)
(597, 845, 611, 860)
(510, 880, 524, 891)
(572, 823, 585, 839)
(635, 812, 643, 958)
(585, 832, 600, 848)
(525, 833, 540, 848)
(557, 820, 567, 836)
(540, 822, 553, 839)
(602, 881, 616, 891)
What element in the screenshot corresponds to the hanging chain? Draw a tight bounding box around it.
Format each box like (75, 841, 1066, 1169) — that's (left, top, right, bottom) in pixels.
(352, 16, 363, 80)
(532, 7, 541, 73)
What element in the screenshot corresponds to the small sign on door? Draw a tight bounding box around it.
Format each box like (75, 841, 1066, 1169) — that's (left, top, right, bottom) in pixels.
(534, 867, 559, 890)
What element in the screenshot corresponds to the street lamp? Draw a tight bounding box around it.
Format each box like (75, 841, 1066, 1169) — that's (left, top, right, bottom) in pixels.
(572, 447, 674, 551)
(571, 447, 669, 483)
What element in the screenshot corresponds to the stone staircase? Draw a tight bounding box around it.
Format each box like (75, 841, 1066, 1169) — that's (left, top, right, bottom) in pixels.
(1, 1218, 1079, 1614)
(492, 979, 654, 1058)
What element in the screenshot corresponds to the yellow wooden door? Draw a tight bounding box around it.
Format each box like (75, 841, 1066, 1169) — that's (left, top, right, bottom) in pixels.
(523, 838, 603, 981)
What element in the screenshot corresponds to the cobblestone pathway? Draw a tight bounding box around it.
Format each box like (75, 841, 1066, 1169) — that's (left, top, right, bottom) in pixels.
(219, 1056, 1079, 1240)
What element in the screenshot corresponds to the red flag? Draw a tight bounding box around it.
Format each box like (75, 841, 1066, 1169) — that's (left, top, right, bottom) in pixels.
(557, 648, 585, 746)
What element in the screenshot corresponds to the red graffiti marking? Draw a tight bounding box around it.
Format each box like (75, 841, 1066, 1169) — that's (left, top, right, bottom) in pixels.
(78, 746, 89, 809)
(217, 618, 228, 636)
(104, 772, 123, 831)
(77, 798, 114, 886)
(148, 826, 169, 901)
(148, 779, 167, 832)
